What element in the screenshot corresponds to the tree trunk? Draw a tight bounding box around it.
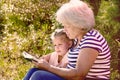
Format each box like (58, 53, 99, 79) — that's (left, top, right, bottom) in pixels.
(86, 0, 101, 16)
(114, 0, 120, 22)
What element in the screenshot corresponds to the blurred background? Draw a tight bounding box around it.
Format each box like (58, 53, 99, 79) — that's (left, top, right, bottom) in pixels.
(0, 0, 120, 80)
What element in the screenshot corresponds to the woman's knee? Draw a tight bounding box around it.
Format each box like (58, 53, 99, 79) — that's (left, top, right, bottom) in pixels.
(23, 68, 40, 80)
(30, 70, 46, 80)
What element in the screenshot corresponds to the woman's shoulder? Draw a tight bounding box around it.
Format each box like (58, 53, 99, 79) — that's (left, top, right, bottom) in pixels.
(84, 29, 104, 40)
(86, 29, 100, 36)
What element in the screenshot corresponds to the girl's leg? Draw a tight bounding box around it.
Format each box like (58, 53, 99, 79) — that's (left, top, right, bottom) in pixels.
(30, 70, 65, 80)
(23, 68, 40, 80)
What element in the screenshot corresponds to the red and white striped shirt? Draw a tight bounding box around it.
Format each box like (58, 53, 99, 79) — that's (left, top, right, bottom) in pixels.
(67, 29, 111, 79)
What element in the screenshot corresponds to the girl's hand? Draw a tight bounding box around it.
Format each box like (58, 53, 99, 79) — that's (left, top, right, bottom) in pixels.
(32, 59, 50, 70)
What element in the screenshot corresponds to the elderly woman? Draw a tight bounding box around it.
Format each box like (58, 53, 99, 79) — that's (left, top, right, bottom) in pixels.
(30, 0, 111, 80)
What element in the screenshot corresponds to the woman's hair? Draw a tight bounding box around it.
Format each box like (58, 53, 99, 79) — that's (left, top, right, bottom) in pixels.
(51, 28, 71, 41)
(56, 0, 95, 32)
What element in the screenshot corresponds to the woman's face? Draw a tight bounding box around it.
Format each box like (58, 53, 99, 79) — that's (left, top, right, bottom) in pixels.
(53, 36, 71, 56)
(63, 24, 81, 39)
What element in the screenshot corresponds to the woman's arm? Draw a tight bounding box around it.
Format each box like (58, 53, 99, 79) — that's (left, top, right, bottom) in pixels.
(75, 48, 99, 79)
(33, 48, 98, 80)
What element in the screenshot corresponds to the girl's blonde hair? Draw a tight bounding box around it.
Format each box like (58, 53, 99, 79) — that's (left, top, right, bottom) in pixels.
(51, 28, 71, 42)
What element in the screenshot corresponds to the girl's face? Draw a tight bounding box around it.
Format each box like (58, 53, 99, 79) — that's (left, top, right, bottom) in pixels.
(53, 36, 71, 56)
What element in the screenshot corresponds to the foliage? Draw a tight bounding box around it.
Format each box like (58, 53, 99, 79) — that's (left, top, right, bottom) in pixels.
(0, 0, 120, 80)
(95, 0, 120, 79)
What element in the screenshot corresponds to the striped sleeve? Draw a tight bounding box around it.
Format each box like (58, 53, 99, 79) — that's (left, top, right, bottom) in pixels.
(80, 31, 104, 53)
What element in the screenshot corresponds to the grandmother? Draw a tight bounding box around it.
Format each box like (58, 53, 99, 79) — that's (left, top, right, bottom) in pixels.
(30, 0, 111, 80)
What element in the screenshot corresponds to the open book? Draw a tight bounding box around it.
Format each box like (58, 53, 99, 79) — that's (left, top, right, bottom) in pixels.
(22, 51, 39, 62)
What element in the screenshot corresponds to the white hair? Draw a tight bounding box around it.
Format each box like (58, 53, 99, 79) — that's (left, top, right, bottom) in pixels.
(56, 0, 95, 31)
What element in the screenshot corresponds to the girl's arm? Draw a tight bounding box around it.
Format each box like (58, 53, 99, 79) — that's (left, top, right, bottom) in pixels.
(40, 53, 52, 62)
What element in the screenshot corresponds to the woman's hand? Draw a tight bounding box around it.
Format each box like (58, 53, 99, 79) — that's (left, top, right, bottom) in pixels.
(32, 59, 50, 70)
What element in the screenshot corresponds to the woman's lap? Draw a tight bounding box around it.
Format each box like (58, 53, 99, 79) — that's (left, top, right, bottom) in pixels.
(23, 67, 64, 80)
(30, 70, 65, 80)
(23, 68, 109, 80)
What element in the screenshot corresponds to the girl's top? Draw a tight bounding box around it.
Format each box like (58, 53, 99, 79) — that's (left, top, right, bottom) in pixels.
(49, 52, 68, 68)
(67, 29, 111, 79)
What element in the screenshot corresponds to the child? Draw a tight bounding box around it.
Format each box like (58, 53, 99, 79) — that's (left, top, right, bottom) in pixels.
(23, 28, 72, 80)
(40, 28, 72, 67)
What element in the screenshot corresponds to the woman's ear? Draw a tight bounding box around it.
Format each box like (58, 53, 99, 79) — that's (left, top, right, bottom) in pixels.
(69, 40, 73, 48)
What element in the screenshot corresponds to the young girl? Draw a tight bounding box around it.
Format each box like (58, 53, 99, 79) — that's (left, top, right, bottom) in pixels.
(23, 28, 72, 80)
(41, 29, 72, 67)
